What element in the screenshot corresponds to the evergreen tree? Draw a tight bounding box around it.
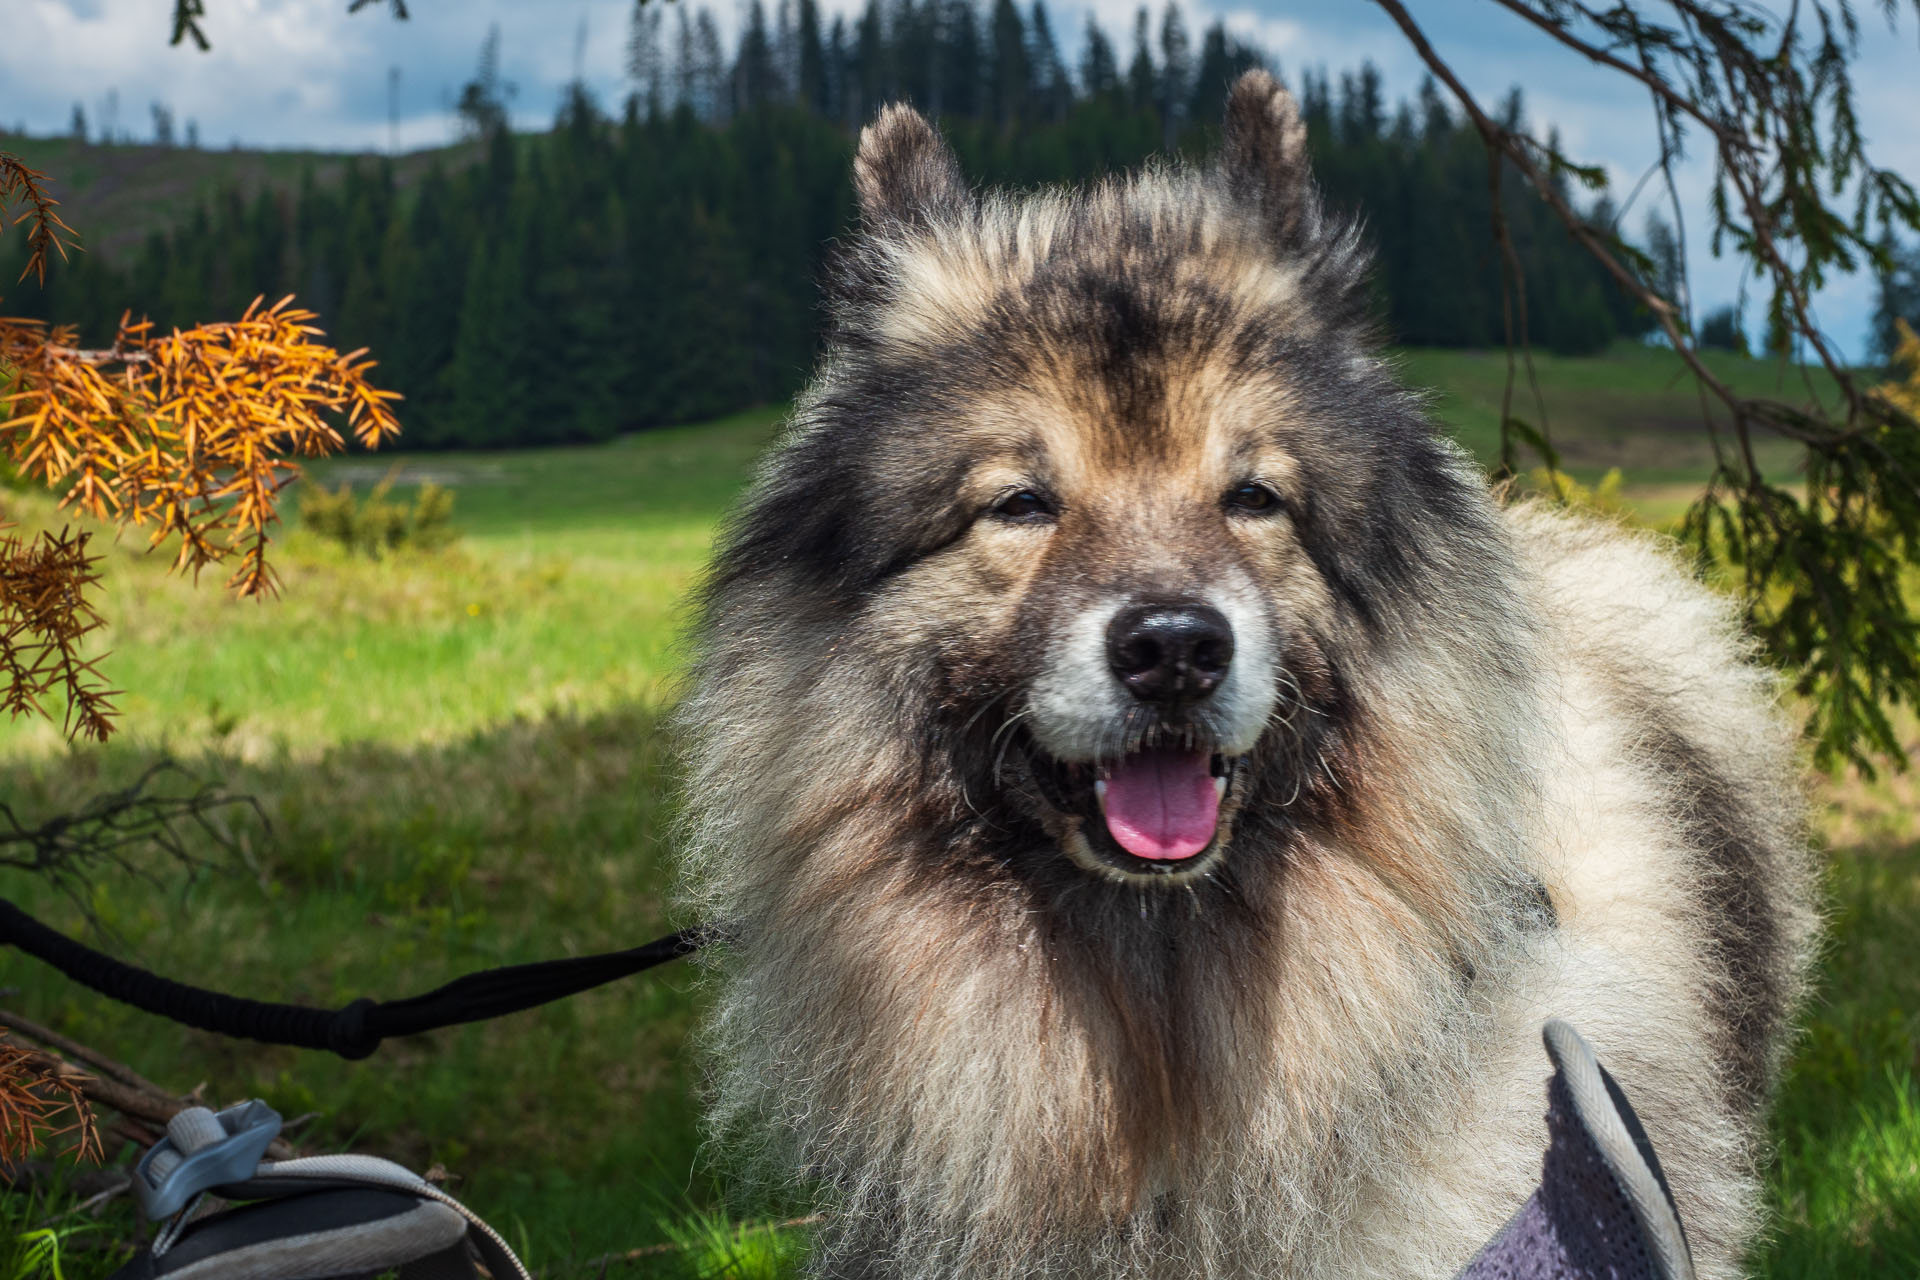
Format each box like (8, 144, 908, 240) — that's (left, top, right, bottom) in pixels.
(1872, 238, 1920, 362)
(1416, 76, 1449, 140)
(1079, 19, 1119, 99)
(382, 168, 466, 444)
(1187, 21, 1250, 125)
(671, 6, 698, 113)
(797, 0, 829, 115)
(695, 9, 728, 122)
(1157, 2, 1190, 150)
(775, 0, 799, 102)
(1027, 3, 1069, 121)
(891, 0, 934, 113)
(942, 0, 982, 118)
(854, 0, 885, 121)
(627, 0, 666, 113)
(1299, 66, 1331, 132)
(1126, 9, 1156, 111)
(827, 16, 853, 123)
(457, 24, 514, 137)
(990, 0, 1030, 124)
(1340, 62, 1384, 144)
(734, 0, 781, 113)
(448, 233, 523, 446)
(1699, 305, 1748, 353)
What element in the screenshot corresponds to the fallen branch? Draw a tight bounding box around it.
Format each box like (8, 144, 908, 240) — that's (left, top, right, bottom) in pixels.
(0, 1014, 299, 1160)
(0, 1007, 171, 1097)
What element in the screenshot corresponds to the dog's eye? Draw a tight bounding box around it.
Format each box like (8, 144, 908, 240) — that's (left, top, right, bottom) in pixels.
(1224, 482, 1282, 516)
(990, 489, 1057, 523)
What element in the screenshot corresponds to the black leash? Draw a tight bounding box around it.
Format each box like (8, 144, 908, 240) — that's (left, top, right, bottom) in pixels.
(0, 898, 712, 1060)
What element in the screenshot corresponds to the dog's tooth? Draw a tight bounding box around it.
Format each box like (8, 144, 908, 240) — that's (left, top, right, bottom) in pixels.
(1095, 778, 1108, 814)
(1213, 775, 1226, 802)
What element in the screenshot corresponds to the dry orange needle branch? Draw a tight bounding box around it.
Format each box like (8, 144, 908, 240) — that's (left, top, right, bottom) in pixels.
(1, 152, 401, 743)
(0, 1041, 101, 1168)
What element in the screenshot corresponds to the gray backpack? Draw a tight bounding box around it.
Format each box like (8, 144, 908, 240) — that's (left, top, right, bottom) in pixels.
(110, 1102, 531, 1280)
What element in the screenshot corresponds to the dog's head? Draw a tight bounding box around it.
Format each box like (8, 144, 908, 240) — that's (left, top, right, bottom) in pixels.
(703, 72, 1512, 897)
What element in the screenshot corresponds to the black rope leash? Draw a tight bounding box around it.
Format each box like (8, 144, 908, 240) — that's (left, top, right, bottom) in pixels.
(0, 898, 713, 1060)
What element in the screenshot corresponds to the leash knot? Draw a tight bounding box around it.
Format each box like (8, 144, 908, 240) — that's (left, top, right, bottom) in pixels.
(327, 997, 382, 1060)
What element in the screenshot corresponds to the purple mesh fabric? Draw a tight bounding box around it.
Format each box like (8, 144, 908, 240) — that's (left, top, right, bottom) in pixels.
(1455, 1075, 1659, 1280)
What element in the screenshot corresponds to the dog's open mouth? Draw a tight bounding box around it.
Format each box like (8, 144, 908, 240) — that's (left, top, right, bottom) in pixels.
(1027, 736, 1246, 878)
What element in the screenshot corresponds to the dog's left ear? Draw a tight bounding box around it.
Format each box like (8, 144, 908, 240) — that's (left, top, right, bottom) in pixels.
(854, 104, 972, 230)
(1222, 69, 1316, 245)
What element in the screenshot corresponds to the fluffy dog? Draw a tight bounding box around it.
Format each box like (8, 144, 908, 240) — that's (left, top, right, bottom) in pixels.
(678, 70, 1817, 1279)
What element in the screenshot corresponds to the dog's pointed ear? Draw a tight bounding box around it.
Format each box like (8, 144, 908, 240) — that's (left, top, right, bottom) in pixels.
(1222, 69, 1315, 244)
(854, 104, 971, 229)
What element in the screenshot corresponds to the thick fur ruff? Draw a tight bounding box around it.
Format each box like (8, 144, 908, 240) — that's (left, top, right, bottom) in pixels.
(678, 72, 1816, 1280)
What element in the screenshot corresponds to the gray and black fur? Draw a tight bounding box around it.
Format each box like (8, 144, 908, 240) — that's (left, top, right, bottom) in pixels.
(678, 70, 1816, 1280)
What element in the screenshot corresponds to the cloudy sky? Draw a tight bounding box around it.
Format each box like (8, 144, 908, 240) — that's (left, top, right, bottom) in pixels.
(5, 0, 1917, 358)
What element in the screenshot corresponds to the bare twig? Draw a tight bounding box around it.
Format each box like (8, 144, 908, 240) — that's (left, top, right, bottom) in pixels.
(0, 761, 267, 928)
(67, 1173, 133, 1217)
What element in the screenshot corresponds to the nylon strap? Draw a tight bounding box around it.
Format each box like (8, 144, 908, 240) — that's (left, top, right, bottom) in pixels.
(0, 898, 712, 1060)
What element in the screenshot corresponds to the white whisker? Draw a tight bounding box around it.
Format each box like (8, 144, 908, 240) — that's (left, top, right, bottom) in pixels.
(991, 709, 1034, 787)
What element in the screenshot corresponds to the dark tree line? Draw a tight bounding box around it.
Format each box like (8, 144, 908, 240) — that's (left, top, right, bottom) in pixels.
(2, 0, 1655, 449)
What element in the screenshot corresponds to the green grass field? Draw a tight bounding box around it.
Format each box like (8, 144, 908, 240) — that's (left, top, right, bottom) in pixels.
(2, 345, 1915, 1276)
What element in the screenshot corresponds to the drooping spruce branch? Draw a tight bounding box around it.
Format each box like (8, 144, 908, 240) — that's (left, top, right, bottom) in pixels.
(169, 0, 407, 51)
(1374, 0, 1920, 771)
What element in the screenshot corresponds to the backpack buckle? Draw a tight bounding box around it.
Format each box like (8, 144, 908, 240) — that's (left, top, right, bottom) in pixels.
(131, 1100, 284, 1222)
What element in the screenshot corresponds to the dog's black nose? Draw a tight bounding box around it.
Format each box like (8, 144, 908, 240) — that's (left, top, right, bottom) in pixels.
(1106, 603, 1234, 703)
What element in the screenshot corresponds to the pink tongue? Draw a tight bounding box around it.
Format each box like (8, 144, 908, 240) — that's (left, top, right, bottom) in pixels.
(1100, 748, 1220, 861)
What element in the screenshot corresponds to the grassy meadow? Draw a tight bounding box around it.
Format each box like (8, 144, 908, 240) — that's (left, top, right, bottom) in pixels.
(2, 345, 1916, 1277)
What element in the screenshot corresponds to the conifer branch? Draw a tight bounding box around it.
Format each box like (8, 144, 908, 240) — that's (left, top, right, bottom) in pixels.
(0, 1043, 99, 1169)
(0, 157, 78, 287)
(1372, 0, 1920, 770)
(3, 153, 404, 740)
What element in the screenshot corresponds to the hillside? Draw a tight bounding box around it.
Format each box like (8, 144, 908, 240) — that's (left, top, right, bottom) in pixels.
(0, 131, 477, 262)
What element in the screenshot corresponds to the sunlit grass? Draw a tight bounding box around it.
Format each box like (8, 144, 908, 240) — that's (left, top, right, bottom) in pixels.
(1398, 339, 1821, 487)
(0, 407, 783, 760)
(1, 349, 1914, 1276)
(1755, 765, 1920, 1276)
